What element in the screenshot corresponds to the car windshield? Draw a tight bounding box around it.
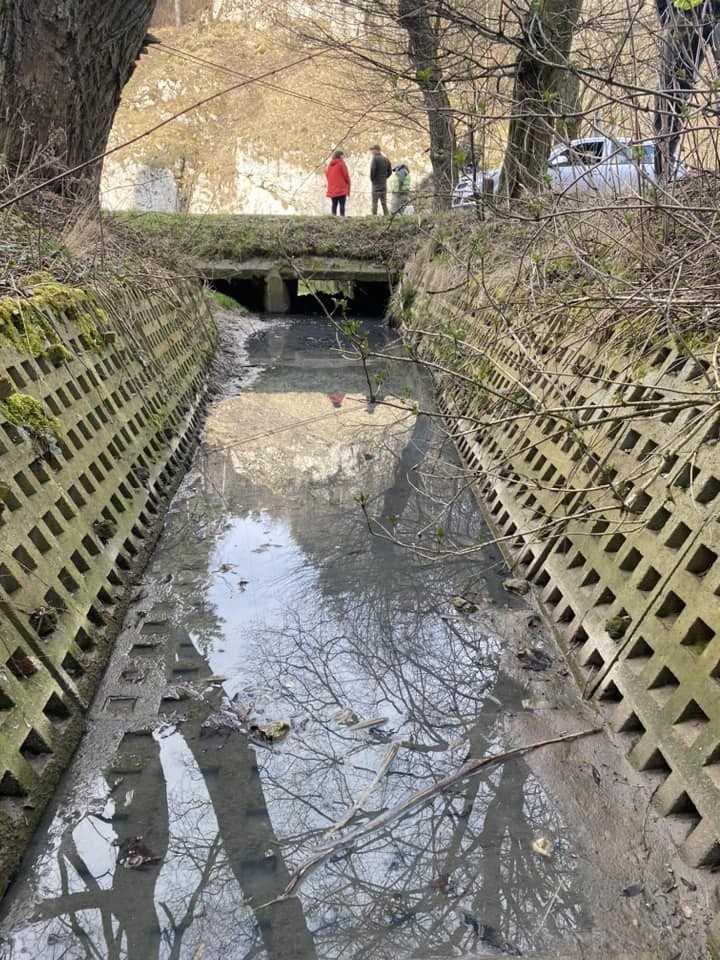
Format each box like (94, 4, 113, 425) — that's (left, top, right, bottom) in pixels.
(551, 141, 604, 166)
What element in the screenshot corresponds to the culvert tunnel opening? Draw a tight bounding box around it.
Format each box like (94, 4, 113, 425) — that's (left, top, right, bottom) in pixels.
(208, 275, 391, 317)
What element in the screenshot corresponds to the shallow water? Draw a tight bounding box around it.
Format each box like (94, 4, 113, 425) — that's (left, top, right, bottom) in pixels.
(0, 316, 589, 959)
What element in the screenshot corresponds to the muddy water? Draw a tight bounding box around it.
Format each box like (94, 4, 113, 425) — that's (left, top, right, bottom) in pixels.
(1, 316, 589, 959)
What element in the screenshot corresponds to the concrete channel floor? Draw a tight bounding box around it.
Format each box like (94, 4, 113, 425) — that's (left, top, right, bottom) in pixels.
(0, 310, 716, 960)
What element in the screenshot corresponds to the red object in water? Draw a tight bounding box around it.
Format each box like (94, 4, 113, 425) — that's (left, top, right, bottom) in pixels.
(329, 392, 345, 408)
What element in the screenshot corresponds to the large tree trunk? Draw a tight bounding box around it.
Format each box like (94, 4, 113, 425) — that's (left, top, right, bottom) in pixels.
(397, 0, 456, 211)
(0, 0, 157, 199)
(499, 0, 583, 200)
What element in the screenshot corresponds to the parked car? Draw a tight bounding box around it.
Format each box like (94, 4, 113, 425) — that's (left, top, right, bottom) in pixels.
(451, 137, 682, 208)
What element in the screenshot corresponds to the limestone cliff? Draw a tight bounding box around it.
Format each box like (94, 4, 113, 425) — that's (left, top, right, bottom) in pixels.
(101, 1, 432, 215)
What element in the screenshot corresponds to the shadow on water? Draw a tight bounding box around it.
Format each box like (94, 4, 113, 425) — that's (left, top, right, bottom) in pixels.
(0, 316, 589, 959)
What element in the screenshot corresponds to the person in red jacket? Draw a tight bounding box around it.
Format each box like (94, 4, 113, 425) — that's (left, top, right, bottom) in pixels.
(325, 150, 351, 216)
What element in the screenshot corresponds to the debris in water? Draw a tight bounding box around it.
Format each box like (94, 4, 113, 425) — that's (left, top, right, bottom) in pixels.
(531, 837, 553, 858)
(113, 836, 161, 869)
(249, 720, 291, 743)
(349, 716, 389, 731)
(452, 595, 478, 613)
(201, 697, 249, 734)
(430, 873, 456, 896)
(503, 577, 530, 596)
(621, 883, 645, 897)
(516, 646, 552, 671)
(333, 708, 357, 724)
(329, 392, 345, 408)
(368, 725, 394, 742)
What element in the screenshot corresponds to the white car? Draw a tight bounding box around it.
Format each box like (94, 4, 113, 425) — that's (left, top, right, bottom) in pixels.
(451, 137, 680, 207)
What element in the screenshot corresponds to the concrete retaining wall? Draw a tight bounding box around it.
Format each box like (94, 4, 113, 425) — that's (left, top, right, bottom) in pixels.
(402, 248, 720, 875)
(0, 277, 216, 893)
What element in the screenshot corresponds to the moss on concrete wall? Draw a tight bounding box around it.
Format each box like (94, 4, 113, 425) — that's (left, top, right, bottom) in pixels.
(0, 275, 216, 896)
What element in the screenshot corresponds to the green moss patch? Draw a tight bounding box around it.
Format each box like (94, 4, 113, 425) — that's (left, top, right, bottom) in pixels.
(1, 392, 60, 443)
(0, 278, 111, 360)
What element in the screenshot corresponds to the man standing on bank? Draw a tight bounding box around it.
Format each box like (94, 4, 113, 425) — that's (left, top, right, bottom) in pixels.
(369, 144, 392, 215)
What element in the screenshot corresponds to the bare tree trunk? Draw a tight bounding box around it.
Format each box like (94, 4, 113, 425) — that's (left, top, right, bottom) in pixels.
(0, 0, 157, 200)
(499, 0, 583, 199)
(556, 68, 581, 142)
(397, 0, 456, 211)
(174, 0, 183, 27)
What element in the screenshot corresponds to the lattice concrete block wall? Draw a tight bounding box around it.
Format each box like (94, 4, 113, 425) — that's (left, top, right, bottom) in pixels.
(0, 279, 216, 893)
(406, 257, 720, 876)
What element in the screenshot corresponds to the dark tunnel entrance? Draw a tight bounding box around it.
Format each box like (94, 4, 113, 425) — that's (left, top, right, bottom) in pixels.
(208, 275, 392, 317)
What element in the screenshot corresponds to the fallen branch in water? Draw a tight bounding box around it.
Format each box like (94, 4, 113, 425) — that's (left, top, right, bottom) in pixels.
(281, 727, 600, 900)
(323, 741, 400, 840)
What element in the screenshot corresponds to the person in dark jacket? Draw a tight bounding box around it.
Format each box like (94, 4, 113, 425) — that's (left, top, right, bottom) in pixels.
(654, 0, 720, 174)
(369, 144, 392, 215)
(325, 150, 351, 216)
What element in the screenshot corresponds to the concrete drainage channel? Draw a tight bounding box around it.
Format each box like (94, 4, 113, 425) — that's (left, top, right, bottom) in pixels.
(1, 264, 720, 955)
(3, 309, 714, 959)
(0, 278, 216, 894)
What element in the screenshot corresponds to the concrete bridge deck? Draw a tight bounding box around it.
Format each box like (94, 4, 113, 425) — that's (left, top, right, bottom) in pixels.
(110, 211, 421, 312)
(199, 255, 394, 283)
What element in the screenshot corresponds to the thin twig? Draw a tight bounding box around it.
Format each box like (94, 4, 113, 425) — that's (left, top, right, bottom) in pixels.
(323, 741, 400, 839)
(535, 877, 565, 935)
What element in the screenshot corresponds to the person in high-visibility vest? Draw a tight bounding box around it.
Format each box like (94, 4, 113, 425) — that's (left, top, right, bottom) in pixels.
(654, 0, 720, 174)
(389, 164, 412, 214)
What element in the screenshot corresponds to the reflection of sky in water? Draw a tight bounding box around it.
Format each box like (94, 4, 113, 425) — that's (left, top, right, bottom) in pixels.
(197, 512, 317, 679)
(1, 318, 590, 960)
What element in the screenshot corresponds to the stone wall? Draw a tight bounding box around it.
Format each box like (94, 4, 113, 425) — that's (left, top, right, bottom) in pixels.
(401, 244, 720, 880)
(0, 278, 216, 894)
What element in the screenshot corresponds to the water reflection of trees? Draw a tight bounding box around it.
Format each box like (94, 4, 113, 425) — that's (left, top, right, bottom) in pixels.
(3, 677, 317, 960)
(248, 592, 589, 958)
(1, 475, 317, 960)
